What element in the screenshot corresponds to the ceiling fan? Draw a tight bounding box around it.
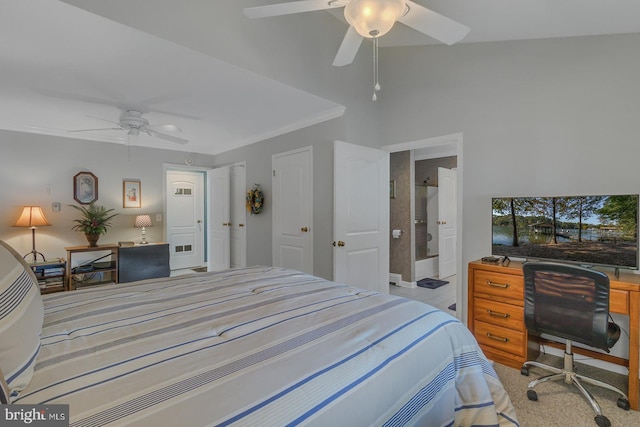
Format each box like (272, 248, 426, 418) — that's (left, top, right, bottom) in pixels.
(68, 109, 188, 145)
(243, 0, 470, 67)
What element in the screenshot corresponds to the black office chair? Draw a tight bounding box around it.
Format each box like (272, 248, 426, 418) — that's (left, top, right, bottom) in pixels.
(520, 262, 629, 427)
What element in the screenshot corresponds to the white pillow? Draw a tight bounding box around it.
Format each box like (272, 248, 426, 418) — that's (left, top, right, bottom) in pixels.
(0, 241, 44, 400)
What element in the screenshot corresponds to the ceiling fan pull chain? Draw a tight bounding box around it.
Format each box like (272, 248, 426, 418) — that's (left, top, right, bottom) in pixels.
(372, 36, 380, 101)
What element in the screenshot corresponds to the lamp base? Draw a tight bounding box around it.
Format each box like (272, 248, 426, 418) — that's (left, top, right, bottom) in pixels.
(23, 250, 46, 263)
(140, 227, 149, 244)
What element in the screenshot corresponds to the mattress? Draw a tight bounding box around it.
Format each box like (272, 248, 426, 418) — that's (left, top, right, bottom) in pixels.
(14, 266, 519, 426)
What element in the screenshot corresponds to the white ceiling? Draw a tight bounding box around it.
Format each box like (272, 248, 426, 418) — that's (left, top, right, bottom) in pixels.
(2, 0, 640, 155)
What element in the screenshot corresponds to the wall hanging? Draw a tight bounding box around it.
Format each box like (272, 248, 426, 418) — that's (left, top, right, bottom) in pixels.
(123, 179, 141, 208)
(246, 184, 264, 215)
(73, 171, 98, 204)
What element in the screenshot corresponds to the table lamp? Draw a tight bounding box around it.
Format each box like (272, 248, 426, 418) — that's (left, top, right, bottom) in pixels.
(13, 206, 51, 262)
(135, 214, 152, 244)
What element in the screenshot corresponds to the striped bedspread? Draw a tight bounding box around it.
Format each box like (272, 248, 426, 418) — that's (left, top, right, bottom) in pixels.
(16, 266, 519, 426)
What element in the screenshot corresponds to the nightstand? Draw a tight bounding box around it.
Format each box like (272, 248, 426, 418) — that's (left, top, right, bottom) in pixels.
(28, 259, 66, 294)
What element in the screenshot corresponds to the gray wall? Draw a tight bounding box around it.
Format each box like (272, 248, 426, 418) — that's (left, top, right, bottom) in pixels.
(0, 130, 214, 261)
(212, 117, 347, 280)
(390, 151, 413, 282)
(3, 12, 640, 320)
(380, 33, 640, 308)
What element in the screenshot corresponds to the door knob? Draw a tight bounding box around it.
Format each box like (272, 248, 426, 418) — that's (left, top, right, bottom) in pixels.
(301, 227, 309, 232)
(337, 241, 345, 247)
(239, 224, 245, 227)
(197, 220, 202, 224)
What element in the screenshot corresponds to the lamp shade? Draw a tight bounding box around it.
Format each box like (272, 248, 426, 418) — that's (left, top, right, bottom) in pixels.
(13, 206, 51, 228)
(344, 0, 405, 38)
(134, 215, 152, 228)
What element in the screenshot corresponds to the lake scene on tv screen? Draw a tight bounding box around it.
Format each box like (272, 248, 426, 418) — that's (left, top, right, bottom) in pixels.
(492, 195, 639, 269)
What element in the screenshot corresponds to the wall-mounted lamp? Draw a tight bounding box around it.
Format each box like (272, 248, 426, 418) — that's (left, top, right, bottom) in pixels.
(13, 206, 51, 262)
(134, 215, 152, 244)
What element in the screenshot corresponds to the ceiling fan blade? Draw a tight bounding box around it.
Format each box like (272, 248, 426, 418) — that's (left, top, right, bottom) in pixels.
(244, 0, 334, 19)
(147, 124, 182, 132)
(146, 129, 189, 145)
(86, 115, 120, 126)
(68, 127, 122, 133)
(399, 1, 470, 45)
(333, 26, 364, 67)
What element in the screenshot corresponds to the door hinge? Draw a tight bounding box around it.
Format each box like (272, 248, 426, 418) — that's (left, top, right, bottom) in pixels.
(273, 170, 275, 177)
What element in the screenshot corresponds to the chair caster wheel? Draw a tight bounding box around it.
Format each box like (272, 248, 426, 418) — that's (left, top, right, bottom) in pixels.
(617, 398, 630, 410)
(520, 366, 529, 376)
(526, 390, 538, 401)
(594, 415, 611, 427)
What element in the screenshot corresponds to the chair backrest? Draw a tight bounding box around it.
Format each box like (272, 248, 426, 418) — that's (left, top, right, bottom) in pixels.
(523, 261, 610, 351)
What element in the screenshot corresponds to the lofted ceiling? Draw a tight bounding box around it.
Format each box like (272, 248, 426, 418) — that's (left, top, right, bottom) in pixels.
(2, 0, 640, 155)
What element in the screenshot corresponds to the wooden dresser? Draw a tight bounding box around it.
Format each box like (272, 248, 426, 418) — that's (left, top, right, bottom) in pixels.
(468, 260, 538, 369)
(468, 259, 640, 410)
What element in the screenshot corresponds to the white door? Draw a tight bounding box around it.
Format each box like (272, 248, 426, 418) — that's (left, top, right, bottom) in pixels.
(438, 167, 457, 278)
(230, 164, 247, 268)
(272, 147, 313, 274)
(334, 141, 389, 294)
(166, 170, 205, 270)
(207, 166, 231, 271)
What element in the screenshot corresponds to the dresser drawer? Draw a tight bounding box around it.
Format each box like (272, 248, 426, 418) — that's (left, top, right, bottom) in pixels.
(610, 289, 629, 314)
(474, 320, 525, 357)
(474, 297, 524, 330)
(474, 270, 524, 302)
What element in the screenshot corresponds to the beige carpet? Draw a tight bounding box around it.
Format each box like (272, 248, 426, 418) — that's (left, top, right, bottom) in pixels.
(494, 355, 640, 426)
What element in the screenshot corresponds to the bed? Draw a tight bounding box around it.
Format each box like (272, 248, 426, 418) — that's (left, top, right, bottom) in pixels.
(0, 241, 519, 426)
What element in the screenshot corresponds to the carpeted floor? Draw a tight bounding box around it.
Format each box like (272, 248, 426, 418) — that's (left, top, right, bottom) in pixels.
(494, 354, 640, 426)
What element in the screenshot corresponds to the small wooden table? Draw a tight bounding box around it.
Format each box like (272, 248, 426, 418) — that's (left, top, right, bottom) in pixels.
(65, 244, 119, 290)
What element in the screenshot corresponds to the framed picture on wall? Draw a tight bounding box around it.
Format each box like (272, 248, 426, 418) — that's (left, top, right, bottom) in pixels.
(73, 172, 98, 204)
(123, 180, 141, 208)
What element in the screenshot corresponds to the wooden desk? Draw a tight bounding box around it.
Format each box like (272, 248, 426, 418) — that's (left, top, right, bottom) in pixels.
(468, 260, 640, 410)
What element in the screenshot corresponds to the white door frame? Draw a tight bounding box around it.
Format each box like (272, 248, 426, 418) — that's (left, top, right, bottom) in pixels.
(272, 146, 314, 274)
(437, 167, 457, 279)
(334, 140, 389, 294)
(382, 133, 464, 322)
(163, 163, 210, 269)
(230, 162, 247, 268)
(207, 166, 231, 272)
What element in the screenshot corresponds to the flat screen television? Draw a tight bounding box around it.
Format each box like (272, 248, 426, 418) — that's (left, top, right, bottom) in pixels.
(492, 194, 639, 270)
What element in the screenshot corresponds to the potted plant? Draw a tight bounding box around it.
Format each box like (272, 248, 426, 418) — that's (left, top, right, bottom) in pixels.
(70, 203, 118, 247)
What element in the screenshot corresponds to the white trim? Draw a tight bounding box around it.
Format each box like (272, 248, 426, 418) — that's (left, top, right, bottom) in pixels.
(382, 133, 465, 322)
(389, 273, 402, 287)
(223, 106, 346, 153)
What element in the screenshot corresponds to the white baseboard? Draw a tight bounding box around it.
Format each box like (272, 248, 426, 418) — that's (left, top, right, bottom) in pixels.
(389, 273, 402, 287)
(389, 273, 417, 288)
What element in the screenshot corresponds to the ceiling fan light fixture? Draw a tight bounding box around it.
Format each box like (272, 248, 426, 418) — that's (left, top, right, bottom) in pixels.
(344, 0, 405, 38)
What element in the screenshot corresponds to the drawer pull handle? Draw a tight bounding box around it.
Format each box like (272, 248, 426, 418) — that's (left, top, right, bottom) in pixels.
(487, 309, 510, 319)
(487, 280, 509, 288)
(486, 333, 509, 343)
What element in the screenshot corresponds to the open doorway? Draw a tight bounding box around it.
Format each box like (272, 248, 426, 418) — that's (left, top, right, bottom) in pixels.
(383, 133, 463, 320)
